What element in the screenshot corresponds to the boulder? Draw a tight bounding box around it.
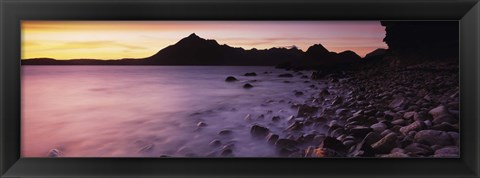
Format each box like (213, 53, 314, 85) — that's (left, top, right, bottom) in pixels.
(267, 133, 279, 144)
(319, 89, 330, 96)
(297, 105, 318, 117)
(319, 137, 347, 154)
(370, 122, 388, 132)
(250, 124, 270, 138)
(414, 130, 453, 146)
(399, 121, 425, 135)
(209, 140, 222, 147)
(197, 122, 207, 127)
(286, 121, 304, 131)
(363, 132, 382, 145)
(429, 105, 456, 124)
(349, 126, 373, 138)
(243, 83, 254, 89)
(225, 76, 238, 82)
(244, 72, 257, 76)
(218, 129, 233, 135)
(371, 132, 398, 154)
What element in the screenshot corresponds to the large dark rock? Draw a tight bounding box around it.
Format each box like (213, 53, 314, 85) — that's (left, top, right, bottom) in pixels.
(414, 130, 453, 146)
(371, 132, 398, 154)
(250, 124, 270, 138)
(225, 76, 238, 82)
(319, 137, 348, 155)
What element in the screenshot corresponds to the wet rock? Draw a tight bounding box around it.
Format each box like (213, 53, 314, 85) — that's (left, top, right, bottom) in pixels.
(399, 121, 425, 135)
(331, 96, 343, 105)
(319, 137, 348, 155)
(371, 132, 398, 154)
(383, 111, 399, 121)
(294, 91, 304, 97)
(220, 149, 233, 156)
(197, 122, 207, 127)
(392, 119, 406, 126)
(414, 111, 429, 121)
(349, 126, 373, 138)
(297, 105, 318, 117)
(271, 116, 281, 122)
(48, 149, 63, 157)
(319, 89, 330, 96)
(275, 139, 299, 149)
(243, 72, 257, 76)
(209, 139, 222, 147)
(243, 83, 254, 89)
(218, 129, 233, 136)
(225, 76, 238, 82)
(389, 97, 405, 108)
(414, 130, 453, 146)
(329, 127, 345, 138)
(349, 140, 375, 157)
(267, 133, 279, 144)
(250, 124, 270, 138)
(278, 73, 294, 78)
(346, 114, 366, 124)
(286, 121, 304, 131)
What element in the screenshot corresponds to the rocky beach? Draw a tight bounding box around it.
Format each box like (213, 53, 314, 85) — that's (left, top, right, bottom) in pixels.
(220, 61, 459, 157)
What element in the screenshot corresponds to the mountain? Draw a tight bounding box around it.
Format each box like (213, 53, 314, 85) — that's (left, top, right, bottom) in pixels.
(278, 43, 362, 70)
(144, 33, 303, 66)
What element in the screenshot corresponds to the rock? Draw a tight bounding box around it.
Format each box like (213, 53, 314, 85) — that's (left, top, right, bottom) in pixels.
(431, 122, 457, 132)
(220, 149, 233, 156)
(197, 122, 207, 127)
(319, 89, 330, 96)
(331, 96, 343, 105)
(267, 133, 279, 144)
(389, 97, 405, 108)
(319, 137, 347, 154)
(448, 132, 459, 146)
(48, 149, 63, 157)
(278, 73, 294, 78)
(429, 105, 456, 124)
(383, 111, 399, 121)
(294, 91, 304, 97)
(218, 129, 233, 135)
(243, 72, 257, 76)
(371, 132, 398, 154)
(404, 143, 433, 156)
(392, 119, 406, 126)
(286, 121, 304, 131)
(363, 132, 382, 145)
(297, 105, 318, 117)
(349, 126, 373, 138)
(380, 152, 409, 157)
(225, 76, 238, 82)
(434, 146, 459, 155)
(349, 140, 375, 157)
(244, 114, 252, 121)
(275, 139, 299, 149)
(243, 83, 254, 89)
(370, 122, 388, 132)
(209, 140, 222, 147)
(250, 124, 270, 138)
(414, 130, 453, 146)
(399, 121, 425, 135)
(271, 116, 281, 122)
(403, 111, 417, 120)
(346, 114, 366, 124)
(414, 111, 429, 121)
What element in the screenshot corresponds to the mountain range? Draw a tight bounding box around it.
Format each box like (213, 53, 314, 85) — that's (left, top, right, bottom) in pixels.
(21, 33, 384, 68)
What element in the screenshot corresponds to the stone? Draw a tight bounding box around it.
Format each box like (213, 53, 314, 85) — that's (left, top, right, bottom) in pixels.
(286, 121, 304, 131)
(209, 140, 222, 147)
(429, 105, 456, 124)
(244, 114, 252, 121)
(399, 121, 425, 135)
(319, 89, 330, 96)
(404, 143, 433, 156)
(197, 122, 207, 127)
(371, 132, 398, 154)
(48, 149, 63, 157)
(278, 73, 294, 78)
(370, 122, 388, 132)
(380, 152, 409, 157)
(363, 132, 382, 145)
(392, 119, 406, 126)
(403, 111, 417, 120)
(275, 139, 299, 149)
(243, 83, 254, 89)
(349, 126, 373, 138)
(218, 129, 233, 135)
(414, 111, 429, 121)
(389, 97, 405, 108)
(434, 146, 459, 155)
(267, 133, 279, 144)
(225, 76, 238, 82)
(294, 91, 304, 97)
(448, 132, 459, 146)
(271, 116, 281, 122)
(297, 105, 318, 117)
(431, 122, 457, 132)
(243, 72, 257, 76)
(319, 137, 347, 154)
(250, 124, 270, 138)
(414, 130, 453, 146)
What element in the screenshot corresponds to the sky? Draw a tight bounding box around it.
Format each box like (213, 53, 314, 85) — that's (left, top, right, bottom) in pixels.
(22, 21, 388, 60)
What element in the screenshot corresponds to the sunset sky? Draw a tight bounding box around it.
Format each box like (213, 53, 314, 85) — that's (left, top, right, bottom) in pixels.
(22, 21, 387, 60)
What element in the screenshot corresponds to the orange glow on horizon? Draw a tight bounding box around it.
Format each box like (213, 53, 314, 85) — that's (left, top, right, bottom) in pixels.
(22, 21, 388, 60)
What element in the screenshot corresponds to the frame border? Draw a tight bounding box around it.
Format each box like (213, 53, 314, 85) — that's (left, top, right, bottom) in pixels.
(1, 0, 479, 177)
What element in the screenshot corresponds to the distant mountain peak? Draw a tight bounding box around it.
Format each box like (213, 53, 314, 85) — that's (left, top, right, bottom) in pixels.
(187, 33, 200, 39)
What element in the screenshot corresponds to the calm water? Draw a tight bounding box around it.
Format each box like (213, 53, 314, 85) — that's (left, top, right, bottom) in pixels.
(22, 66, 322, 157)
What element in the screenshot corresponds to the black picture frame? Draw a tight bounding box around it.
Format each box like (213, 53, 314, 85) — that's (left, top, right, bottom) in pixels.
(1, 0, 479, 177)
